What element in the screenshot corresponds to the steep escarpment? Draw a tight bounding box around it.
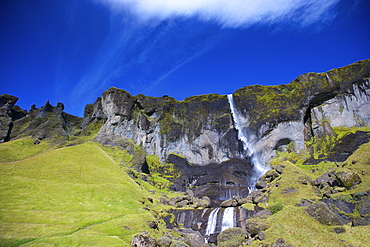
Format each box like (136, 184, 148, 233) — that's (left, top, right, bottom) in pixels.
(84, 88, 242, 165)
(233, 59, 370, 163)
(83, 59, 370, 168)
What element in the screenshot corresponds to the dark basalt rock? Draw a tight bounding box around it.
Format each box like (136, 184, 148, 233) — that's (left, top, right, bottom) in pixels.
(131, 231, 157, 247)
(164, 156, 255, 206)
(245, 218, 268, 237)
(305, 202, 344, 225)
(334, 227, 346, 234)
(272, 238, 293, 247)
(0, 94, 26, 142)
(334, 168, 362, 188)
(188, 159, 254, 206)
(297, 199, 314, 207)
(156, 236, 172, 247)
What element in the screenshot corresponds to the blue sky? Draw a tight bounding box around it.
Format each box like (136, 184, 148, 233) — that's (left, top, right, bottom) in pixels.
(1, 0, 369, 116)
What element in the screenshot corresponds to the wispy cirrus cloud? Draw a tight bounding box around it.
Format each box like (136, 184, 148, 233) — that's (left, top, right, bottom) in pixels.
(68, 0, 342, 114)
(97, 0, 341, 27)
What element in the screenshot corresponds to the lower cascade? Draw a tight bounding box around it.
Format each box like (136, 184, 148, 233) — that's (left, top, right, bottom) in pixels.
(205, 207, 236, 243)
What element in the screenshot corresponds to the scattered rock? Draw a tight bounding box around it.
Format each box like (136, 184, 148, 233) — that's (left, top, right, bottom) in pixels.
(352, 218, 368, 226)
(334, 169, 361, 188)
(312, 172, 339, 188)
(297, 199, 313, 207)
(264, 169, 280, 181)
(183, 231, 205, 247)
(272, 238, 293, 247)
(256, 180, 267, 189)
(217, 227, 246, 247)
(176, 200, 189, 208)
(281, 187, 296, 194)
(131, 231, 157, 247)
(334, 227, 346, 234)
(220, 198, 238, 207)
(245, 218, 268, 237)
(305, 202, 343, 225)
(257, 231, 266, 240)
(169, 240, 190, 247)
(157, 236, 173, 247)
(147, 220, 159, 230)
(254, 209, 272, 219)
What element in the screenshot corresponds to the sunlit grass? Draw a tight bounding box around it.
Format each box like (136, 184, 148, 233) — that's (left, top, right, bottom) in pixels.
(0, 142, 160, 246)
(0, 138, 53, 163)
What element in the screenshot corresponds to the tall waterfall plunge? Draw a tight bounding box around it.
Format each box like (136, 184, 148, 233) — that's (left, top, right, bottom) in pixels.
(227, 94, 269, 190)
(203, 95, 269, 243)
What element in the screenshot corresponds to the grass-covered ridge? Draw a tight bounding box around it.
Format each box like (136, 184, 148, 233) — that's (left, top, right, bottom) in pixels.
(0, 141, 171, 246)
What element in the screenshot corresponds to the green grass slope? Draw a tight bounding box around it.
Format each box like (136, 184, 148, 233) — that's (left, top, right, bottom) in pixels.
(247, 140, 370, 246)
(0, 141, 162, 246)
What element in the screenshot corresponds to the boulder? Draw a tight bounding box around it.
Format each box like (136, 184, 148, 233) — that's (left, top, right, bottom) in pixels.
(131, 231, 157, 247)
(272, 238, 293, 247)
(220, 198, 238, 207)
(305, 202, 343, 225)
(169, 240, 190, 247)
(157, 236, 172, 247)
(312, 172, 339, 188)
(245, 218, 268, 237)
(352, 218, 368, 227)
(335, 169, 361, 188)
(333, 227, 346, 234)
(254, 209, 272, 219)
(184, 231, 205, 247)
(217, 227, 246, 247)
(297, 199, 313, 207)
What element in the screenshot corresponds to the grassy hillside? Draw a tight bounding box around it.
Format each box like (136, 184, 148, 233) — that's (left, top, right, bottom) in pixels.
(0, 140, 167, 246)
(245, 129, 370, 247)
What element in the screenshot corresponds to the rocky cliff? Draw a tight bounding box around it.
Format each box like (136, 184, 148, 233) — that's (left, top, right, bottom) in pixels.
(83, 89, 242, 165)
(82, 59, 370, 167)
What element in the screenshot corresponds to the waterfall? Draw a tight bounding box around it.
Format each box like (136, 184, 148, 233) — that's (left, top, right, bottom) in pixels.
(326, 72, 334, 85)
(205, 207, 236, 242)
(205, 207, 220, 242)
(221, 207, 235, 231)
(227, 94, 269, 188)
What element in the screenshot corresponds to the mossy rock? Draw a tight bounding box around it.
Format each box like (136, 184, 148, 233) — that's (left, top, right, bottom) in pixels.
(305, 202, 343, 226)
(217, 227, 246, 247)
(334, 168, 361, 188)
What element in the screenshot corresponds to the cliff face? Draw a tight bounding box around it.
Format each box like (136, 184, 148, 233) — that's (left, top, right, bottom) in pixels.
(84, 89, 243, 165)
(83, 59, 370, 165)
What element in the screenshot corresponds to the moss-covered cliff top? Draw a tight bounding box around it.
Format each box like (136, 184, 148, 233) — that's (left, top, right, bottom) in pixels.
(233, 59, 370, 134)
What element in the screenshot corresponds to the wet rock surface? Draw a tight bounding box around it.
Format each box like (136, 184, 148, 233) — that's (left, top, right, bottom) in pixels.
(164, 157, 254, 206)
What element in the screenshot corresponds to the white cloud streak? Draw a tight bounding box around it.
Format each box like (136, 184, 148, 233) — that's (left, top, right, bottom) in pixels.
(98, 0, 341, 27)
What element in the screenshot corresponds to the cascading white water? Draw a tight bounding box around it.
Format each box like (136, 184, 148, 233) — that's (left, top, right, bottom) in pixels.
(221, 207, 235, 232)
(205, 207, 236, 242)
(205, 207, 220, 238)
(227, 94, 269, 188)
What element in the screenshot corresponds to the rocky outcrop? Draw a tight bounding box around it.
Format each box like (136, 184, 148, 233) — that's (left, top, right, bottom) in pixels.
(233, 59, 370, 164)
(0, 99, 83, 143)
(84, 88, 241, 165)
(83, 59, 370, 167)
(0, 94, 26, 142)
(131, 231, 157, 247)
(305, 201, 345, 225)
